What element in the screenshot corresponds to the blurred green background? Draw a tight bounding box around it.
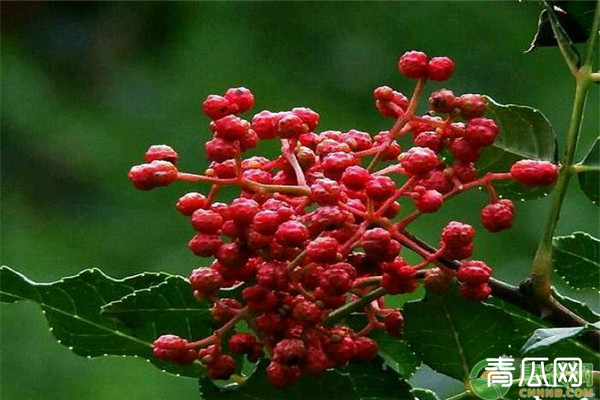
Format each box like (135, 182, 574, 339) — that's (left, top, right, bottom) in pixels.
(1, 2, 598, 399)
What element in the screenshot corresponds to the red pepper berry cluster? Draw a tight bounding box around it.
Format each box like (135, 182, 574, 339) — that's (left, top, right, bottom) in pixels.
(130, 50, 559, 387)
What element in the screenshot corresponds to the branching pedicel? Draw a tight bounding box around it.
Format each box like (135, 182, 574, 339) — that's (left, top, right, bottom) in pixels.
(128, 51, 558, 387)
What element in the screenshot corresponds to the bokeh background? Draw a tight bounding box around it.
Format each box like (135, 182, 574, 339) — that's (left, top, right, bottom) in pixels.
(1, 2, 598, 399)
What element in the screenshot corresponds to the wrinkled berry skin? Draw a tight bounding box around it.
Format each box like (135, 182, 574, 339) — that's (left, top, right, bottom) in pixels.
(398, 51, 428, 79)
(510, 160, 558, 186)
(427, 57, 455, 81)
(480, 199, 514, 232)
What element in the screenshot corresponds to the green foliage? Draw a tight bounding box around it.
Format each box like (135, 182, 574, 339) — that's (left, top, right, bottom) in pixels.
(0, 266, 208, 378)
(410, 388, 441, 400)
(402, 290, 515, 381)
(521, 322, 600, 354)
(553, 232, 600, 290)
(199, 358, 414, 400)
(488, 298, 599, 365)
(578, 138, 599, 205)
(480, 97, 558, 200)
(526, 1, 597, 61)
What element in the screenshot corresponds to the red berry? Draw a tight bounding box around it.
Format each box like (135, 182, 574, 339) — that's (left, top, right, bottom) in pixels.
(354, 337, 378, 362)
(292, 300, 323, 326)
(383, 311, 404, 337)
(272, 339, 307, 366)
(207, 355, 236, 380)
(304, 347, 333, 376)
(256, 261, 289, 290)
(341, 166, 370, 191)
(427, 56, 455, 81)
(414, 189, 444, 213)
(465, 118, 499, 147)
(252, 210, 281, 235)
(424, 268, 452, 294)
(189, 268, 223, 298)
(321, 151, 358, 180)
(176, 192, 208, 215)
(311, 178, 341, 205)
(191, 209, 224, 234)
(205, 138, 240, 162)
(345, 129, 373, 152)
(374, 132, 402, 160)
(188, 234, 222, 257)
(277, 112, 307, 138)
(373, 85, 395, 101)
(203, 94, 238, 120)
(459, 282, 492, 301)
(441, 221, 475, 247)
(224, 87, 255, 113)
(229, 198, 260, 225)
(266, 362, 300, 388)
(420, 169, 454, 194)
(211, 298, 243, 324)
(128, 161, 178, 191)
(443, 242, 473, 260)
(398, 51, 429, 79)
(401, 147, 440, 176)
(365, 175, 396, 201)
(451, 161, 478, 183)
(381, 261, 417, 294)
(213, 115, 251, 142)
(362, 228, 392, 254)
(414, 131, 444, 153)
(275, 221, 308, 247)
(457, 260, 492, 285)
(428, 89, 456, 113)
(457, 94, 487, 119)
(228, 333, 258, 354)
(323, 335, 356, 366)
(307, 236, 340, 263)
(448, 137, 481, 162)
(318, 267, 353, 296)
(144, 145, 179, 164)
(251, 110, 280, 140)
(153, 335, 196, 365)
(480, 199, 514, 232)
(510, 160, 558, 186)
(216, 242, 249, 268)
(292, 107, 319, 131)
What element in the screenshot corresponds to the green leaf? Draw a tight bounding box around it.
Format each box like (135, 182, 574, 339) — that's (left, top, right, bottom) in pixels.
(553, 232, 600, 290)
(480, 97, 558, 200)
(525, 1, 596, 56)
(402, 290, 515, 381)
(411, 388, 441, 400)
(486, 298, 599, 365)
(578, 137, 599, 205)
(199, 358, 414, 400)
(521, 326, 585, 353)
(521, 322, 600, 354)
(101, 275, 215, 339)
(553, 290, 600, 321)
(0, 266, 207, 378)
(370, 331, 420, 378)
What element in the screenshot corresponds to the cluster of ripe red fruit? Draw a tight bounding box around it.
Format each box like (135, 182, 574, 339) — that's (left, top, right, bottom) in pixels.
(129, 50, 558, 387)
